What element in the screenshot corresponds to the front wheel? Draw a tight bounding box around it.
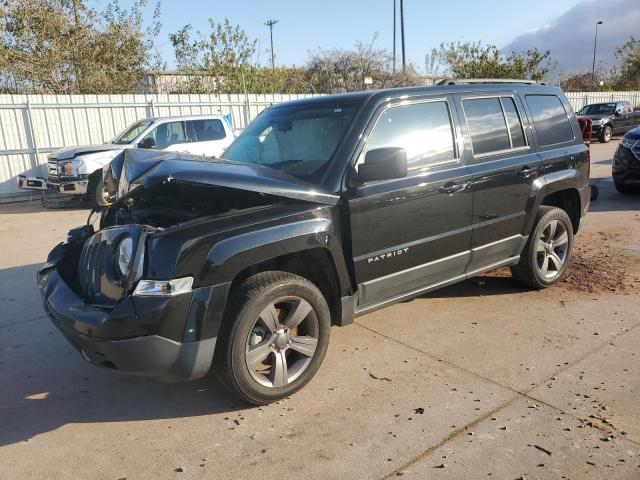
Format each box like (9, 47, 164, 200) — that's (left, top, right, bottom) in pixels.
(214, 272, 331, 405)
(87, 173, 110, 207)
(511, 206, 574, 289)
(599, 125, 612, 143)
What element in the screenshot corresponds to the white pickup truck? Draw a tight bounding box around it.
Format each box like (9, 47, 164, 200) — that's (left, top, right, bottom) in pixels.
(18, 114, 235, 205)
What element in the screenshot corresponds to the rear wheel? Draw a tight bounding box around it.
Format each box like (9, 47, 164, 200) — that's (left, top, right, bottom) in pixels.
(215, 272, 331, 405)
(599, 125, 612, 143)
(511, 206, 574, 289)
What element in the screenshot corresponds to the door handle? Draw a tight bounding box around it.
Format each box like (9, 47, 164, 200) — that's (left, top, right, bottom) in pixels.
(518, 166, 537, 178)
(439, 181, 470, 195)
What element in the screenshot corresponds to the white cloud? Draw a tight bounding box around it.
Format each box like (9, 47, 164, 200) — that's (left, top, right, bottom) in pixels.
(503, 0, 640, 75)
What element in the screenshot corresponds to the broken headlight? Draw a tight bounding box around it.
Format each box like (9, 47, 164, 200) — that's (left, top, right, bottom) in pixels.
(116, 236, 143, 281)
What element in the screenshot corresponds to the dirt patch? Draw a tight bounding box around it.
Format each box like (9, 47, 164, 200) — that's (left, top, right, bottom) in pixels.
(484, 227, 640, 294)
(561, 228, 640, 293)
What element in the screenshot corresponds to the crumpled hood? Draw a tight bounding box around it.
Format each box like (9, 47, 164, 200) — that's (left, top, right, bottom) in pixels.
(117, 149, 339, 206)
(50, 144, 125, 160)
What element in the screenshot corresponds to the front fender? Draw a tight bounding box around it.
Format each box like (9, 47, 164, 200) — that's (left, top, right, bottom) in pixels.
(200, 216, 351, 340)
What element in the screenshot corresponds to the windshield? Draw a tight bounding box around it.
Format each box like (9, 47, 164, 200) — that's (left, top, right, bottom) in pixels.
(112, 121, 152, 145)
(579, 103, 616, 115)
(222, 101, 359, 180)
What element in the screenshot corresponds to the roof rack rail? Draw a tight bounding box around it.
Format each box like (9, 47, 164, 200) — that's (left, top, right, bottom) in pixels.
(436, 78, 544, 86)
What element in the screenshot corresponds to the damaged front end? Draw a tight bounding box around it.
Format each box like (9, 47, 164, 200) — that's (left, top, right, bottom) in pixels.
(38, 149, 338, 382)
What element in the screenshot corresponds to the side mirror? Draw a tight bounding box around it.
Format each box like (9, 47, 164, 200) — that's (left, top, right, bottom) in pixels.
(615, 110, 622, 117)
(357, 147, 408, 183)
(139, 137, 156, 149)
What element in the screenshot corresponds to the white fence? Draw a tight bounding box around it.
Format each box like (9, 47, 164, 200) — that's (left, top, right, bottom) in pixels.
(0, 93, 316, 202)
(565, 91, 640, 111)
(1, 90, 639, 202)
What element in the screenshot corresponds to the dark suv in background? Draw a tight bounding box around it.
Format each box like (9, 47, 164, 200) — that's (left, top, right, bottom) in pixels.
(38, 80, 590, 404)
(577, 101, 640, 143)
(613, 126, 640, 193)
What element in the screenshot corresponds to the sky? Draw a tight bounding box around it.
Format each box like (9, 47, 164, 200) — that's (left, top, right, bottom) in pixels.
(118, 0, 636, 75)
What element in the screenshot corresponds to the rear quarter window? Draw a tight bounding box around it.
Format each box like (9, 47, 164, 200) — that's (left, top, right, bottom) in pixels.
(525, 95, 574, 146)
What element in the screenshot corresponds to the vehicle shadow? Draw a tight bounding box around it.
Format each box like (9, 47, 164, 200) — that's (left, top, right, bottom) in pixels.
(0, 263, 251, 448)
(420, 269, 529, 300)
(588, 177, 640, 213)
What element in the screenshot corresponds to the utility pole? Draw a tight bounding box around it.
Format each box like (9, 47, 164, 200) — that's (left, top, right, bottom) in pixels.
(591, 21, 603, 88)
(393, 0, 397, 74)
(400, 0, 406, 72)
(265, 19, 279, 69)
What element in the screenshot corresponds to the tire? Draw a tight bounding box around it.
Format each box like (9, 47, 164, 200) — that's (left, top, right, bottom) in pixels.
(214, 272, 331, 405)
(614, 181, 634, 194)
(87, 173, 109, 207)
(590, 184, 599, 201)
(599, 125, 612, 143)
(511, 206, 574, 289)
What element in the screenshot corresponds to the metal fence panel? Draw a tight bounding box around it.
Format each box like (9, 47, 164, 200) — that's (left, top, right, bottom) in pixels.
(0, 91, 638, 202)
(0, 93, 315, 201)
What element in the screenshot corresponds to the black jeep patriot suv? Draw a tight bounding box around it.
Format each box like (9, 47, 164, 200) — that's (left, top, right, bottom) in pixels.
(38, 80, 590, 404)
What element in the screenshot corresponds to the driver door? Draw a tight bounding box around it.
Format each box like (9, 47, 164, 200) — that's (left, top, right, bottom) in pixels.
(347, 97, 473, 311)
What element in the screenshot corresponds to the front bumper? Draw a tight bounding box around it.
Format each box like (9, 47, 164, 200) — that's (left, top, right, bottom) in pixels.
(37, 260, 216, 382)
(613, 146, 640, 186)
(18, 175, 89, 194)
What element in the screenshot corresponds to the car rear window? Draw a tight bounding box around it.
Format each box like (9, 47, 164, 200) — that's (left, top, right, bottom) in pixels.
(191, 119, 226, 141)
(462, 98, 512, 155)
(525, 95, 574, 146)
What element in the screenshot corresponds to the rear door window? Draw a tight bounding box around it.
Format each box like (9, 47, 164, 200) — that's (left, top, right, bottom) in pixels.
(192, 119, 227, 142)
(525, 95, 574, 146)
(501, 98, 527, 148)
(462, 98, 511, 155)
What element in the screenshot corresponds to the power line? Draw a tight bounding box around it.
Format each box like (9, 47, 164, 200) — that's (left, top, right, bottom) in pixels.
(265, 19, 279, 69)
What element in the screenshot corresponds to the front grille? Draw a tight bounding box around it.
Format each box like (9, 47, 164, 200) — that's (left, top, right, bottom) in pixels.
(47, 159, 60, 184)
(78, 233, 108, 302)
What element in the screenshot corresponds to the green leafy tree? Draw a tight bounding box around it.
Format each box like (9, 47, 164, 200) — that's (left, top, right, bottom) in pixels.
(0, 0, 162, 94)
(425, 41, 554, 81)
(611, 36, 640, 89)
(169, 18, 257, 93)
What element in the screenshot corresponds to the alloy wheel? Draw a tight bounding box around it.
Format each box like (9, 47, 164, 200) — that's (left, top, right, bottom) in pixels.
(535, 219, 569, 279)
(245, 297, 319, 388)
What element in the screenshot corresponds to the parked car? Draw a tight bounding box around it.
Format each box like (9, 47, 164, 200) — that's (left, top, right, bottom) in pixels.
(38, 80, 590, 405)
(577, 101, 640, 143)
(612, 126, 640, 193)
(18, 114, 235, 205)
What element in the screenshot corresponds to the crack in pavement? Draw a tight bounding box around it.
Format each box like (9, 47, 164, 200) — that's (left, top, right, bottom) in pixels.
(351, 319, 640, 479)
(0, 314, 47, 331)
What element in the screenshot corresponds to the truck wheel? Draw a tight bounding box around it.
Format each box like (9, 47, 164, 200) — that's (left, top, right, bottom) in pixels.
(511, 206, 574, 289)
(599, 125, 612, 143)
(215, 272, 331, 405)
(87, 174, 109, 207)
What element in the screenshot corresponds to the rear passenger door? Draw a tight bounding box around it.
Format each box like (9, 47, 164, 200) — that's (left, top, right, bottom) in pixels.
(454, 93, 540, 273)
